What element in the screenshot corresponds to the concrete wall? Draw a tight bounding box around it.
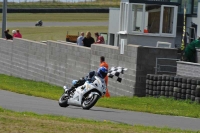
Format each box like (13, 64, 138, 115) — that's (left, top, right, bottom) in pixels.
(44, 41, 91, 87)
(177, 61, 200, 78)
(196, 49, 200, 63)
(136, 46, 178, 96)
(0, 38, 178, 97)
(0, 40, 13, 76)
(127, 35, 176, 48)
(90, 44, 178, 96)
(176, 47, 200, 79)
(0, 38, 91, 88)
(91, 44, 138, 96)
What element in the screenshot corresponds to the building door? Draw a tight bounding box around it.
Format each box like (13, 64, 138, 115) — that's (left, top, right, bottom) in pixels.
(109, 34, 114, 46)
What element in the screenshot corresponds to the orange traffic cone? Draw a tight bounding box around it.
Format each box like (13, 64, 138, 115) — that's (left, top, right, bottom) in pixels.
(104, 76, 110, 97)
(105, 88, 110, 97)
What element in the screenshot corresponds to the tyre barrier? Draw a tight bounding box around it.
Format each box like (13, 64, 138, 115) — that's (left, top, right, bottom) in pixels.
(146, 74, 200, 104)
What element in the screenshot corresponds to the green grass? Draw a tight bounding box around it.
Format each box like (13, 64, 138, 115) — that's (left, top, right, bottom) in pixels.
(0, 74, 63, 100)
(3, 13, 109, 22)
(0, 13, 109, 41)
(0, 107, 199, 133)
(96, 97, 200, 118)
(3, 1, 120, 8)
(0, 26, 108, 41)
(0, 74, 200, 118)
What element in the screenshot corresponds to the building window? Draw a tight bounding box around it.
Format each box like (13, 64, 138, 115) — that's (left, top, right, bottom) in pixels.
(177, 0, 198, 15)
(128, 4, 178, 36)
(146, 5, 161, 34)
(193, 0, 198, 14)
(119, 2, 129, 32)
(132, 4, 144, 33)
(178, 0, 192, 14)
(161, 5, 178, 36)
(162, 6, 175, 34)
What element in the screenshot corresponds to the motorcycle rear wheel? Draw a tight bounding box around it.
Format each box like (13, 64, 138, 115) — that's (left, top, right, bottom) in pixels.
(82, 93, 100, 110)
(58, 93, 69, 107)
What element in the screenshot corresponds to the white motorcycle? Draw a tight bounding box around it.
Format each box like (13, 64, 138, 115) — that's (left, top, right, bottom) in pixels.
(58, 76, 106, 110)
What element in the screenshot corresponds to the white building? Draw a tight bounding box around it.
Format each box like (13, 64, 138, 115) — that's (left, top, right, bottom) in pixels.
(108, 0, 200, 48)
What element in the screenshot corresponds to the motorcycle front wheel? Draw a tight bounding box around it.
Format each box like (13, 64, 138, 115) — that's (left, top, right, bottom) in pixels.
(58, 93, 69, 107)
(82, 93, 100, 110)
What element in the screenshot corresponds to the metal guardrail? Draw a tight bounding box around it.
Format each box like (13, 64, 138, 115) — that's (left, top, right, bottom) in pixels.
(155, 58, 180, 74)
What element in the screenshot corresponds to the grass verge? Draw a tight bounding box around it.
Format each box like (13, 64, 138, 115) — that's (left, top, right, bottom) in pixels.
(0, 74, 200, 118)
(3, 1, 120, 8)
(3, 13, 109, 22)
(0, 107, 199, 133)
(0, 26, 108, 41)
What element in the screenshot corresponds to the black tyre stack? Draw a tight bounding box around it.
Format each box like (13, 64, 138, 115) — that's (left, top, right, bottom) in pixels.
(173, 76, 178, 100)
(181, 78, 187, 100)
(145, 74, 200, 104)
(161, 75, 166, 97)
(153, 75, 158, 98)
(169, 76, 174, 97)
(186, 78, 191, 100)
(149, 74, 154, 97)
(164, 75, 170, 98)
(195, 80, 200, 103)
(176, 76, 182, 100)
(146, 74, 149, 97)
(157, 75, 162, 97)
(146, 74, 154, 97)
(191, 79, 196, 101)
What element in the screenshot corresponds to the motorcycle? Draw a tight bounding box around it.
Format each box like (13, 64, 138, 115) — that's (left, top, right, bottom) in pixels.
(58, 67, 127, 110)
(58, 76, 106, 110)
(35, 20, 43, 26)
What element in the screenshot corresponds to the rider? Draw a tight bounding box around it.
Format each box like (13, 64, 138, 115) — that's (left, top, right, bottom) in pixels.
(66, 66, 108, 96)
(184, 36, 200, 62)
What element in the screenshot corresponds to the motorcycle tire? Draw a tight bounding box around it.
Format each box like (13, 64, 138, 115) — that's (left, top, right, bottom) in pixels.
(58, 93, 69, 107)
(82, 93, 100, 110)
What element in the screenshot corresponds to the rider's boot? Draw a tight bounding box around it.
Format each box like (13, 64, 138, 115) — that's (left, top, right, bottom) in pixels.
(66, 86, 76, 97)
(66, 79, 85, 97)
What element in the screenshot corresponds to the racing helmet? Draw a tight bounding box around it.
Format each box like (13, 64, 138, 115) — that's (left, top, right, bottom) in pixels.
(97, 67, 108, 79)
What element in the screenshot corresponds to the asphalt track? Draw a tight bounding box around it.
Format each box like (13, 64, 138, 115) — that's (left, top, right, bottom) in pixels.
(0, 90, 200, 131)
(0, 21, 108, 28)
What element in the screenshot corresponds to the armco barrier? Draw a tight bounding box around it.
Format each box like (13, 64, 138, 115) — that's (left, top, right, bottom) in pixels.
(146, 74, 200, 103)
